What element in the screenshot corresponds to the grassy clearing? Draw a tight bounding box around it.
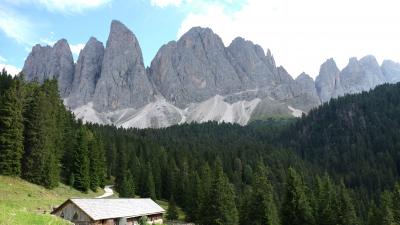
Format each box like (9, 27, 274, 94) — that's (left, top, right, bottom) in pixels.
(0, 176, 103, 225)
(156, 200, 186, 221)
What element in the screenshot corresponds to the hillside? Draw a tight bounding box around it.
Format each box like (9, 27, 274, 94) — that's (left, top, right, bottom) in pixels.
(0, 176, 103, 225)
(283, 83, 400, 193)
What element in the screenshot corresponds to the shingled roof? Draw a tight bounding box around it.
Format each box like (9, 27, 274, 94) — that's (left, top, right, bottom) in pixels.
(53, 198, 165, 221)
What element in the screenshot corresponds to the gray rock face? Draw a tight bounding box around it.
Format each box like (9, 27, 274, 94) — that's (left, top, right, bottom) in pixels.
(315, 58, 343, 103)
(93, 20, 155, 112)
(149, 27, 242, 108)
(226, 37, 278, 88)
(340, 55, 386, 94)
(22, 20, 400, 128)
(68, 37, 104, 109)
(293, 73, 321, 110)
(22, 39, 74, 97)
(382, 60, 400, 83)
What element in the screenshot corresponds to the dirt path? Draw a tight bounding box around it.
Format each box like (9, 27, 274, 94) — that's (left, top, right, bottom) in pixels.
(96, 185, 114, 198)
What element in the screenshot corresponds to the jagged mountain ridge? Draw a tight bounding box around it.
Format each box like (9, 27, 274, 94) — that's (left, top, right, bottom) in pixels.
(22, 20, 400, 128)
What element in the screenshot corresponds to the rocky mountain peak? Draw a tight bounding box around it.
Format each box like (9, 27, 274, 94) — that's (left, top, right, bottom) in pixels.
(341, 55, 386, 94)
(67, 37, 104, 109)
(92, 20, 154, 112)
(22, 39, 74, 98)
(315, 58, 343, 102)
(382, 60, 400, 83)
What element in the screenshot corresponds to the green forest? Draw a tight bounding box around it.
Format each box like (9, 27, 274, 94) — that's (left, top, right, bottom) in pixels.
(1, 68, 400, 225)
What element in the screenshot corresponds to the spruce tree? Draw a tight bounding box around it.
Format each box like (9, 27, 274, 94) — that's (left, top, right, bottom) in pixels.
(199, 159, 238, 225)
(0, 80, 24, 176)
(315, 175, 337, 225)
(142, 164, 156, 199)
(248, 165, 280, 225)
(71, 127, 90, 192)
(281, 167, 314, 225)
(381, 191, 396, 225)
(88, 136, 106, 191)
(185, 172, 202, 222)
(335, 182, 358, 225)
(166, 196, 179, 221)
(392, 183, 400, 224)
(23, 88, 58, 188)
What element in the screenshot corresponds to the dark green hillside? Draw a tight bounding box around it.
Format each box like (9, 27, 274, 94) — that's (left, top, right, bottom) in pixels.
(284, 83, 400, 194)
(2, 67, 400, 225)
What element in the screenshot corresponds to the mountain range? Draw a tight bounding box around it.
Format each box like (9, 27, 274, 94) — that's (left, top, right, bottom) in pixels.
(22, 20, 400, 128)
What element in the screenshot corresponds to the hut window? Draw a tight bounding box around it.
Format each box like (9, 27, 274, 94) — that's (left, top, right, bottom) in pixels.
(73, 212, 79, 220)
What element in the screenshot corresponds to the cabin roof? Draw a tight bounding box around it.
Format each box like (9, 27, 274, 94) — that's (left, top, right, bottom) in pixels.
(53, 198, 165, 221)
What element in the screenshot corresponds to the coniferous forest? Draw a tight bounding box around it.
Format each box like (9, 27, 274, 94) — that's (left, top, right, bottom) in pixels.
(2, 68, 400, 225)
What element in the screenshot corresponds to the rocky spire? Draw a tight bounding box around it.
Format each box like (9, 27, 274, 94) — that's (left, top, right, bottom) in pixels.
(315, 58, 343, 102)
(340, 55, 385, 94)
(22, 39, 74, 97)
(93, 20, 155, 111)
(67, 37, 104, 109)
(381, 60, 400, 83)
(149, 27, 242, 107)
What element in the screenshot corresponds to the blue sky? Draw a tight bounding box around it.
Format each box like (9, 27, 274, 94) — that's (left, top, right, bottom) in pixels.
(1, 0, 399, 77)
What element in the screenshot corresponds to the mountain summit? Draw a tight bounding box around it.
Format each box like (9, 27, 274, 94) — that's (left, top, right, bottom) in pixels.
(22, 20, 400, 128)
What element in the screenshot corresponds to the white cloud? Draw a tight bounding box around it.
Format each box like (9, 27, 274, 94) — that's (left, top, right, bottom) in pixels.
(150, 0, 183, 8)
(177, 0, 400, 78)
(36, 0, 111, 13)
(70, 43, 85, 56)
(0, 64, 21, 76)
(0, 6, 35, 45)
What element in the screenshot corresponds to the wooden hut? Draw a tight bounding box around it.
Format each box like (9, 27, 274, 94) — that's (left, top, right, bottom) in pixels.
(51, 198, 165, 225)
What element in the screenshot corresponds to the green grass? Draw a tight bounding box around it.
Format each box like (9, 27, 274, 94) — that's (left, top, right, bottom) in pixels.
(0, 176, 103, 225)
(156, 200, 186, 221)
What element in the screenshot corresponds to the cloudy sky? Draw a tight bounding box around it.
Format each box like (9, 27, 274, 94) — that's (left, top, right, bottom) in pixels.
(1, 0, 399, 78)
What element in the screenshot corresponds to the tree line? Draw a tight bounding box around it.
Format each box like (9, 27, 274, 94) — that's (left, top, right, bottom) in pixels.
(0, 69, 106, 192)
(2, 69, 400, 224)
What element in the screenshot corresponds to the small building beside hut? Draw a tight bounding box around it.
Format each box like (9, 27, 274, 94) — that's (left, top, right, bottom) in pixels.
(51, 198, 165, 225)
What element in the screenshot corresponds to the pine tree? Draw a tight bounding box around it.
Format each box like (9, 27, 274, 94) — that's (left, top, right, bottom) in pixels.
(247, 165, 279, 225)
(185, 171, 202, 222)
(71, 127, 90, 192)
(315, 175, 337, 225)
(114, 141, 135, 197)
(88, 136, 106, 191)
(0, 80, 24, 176)
(166, 196, 179, 221)
(22, 88, 57, 188)
(281, 167, 314, 225)
(142, 164, 156, 199)
(381, 191, 396, 225)
(199, 159, 239, 225)
(335, 181, 358, 225)
(392, 183, 400, 224)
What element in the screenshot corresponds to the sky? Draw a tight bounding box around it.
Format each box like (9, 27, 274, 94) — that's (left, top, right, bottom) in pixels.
(0, 0, 399, 78)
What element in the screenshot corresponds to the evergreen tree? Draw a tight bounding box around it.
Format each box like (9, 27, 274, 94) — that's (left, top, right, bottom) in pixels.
(166, 196, 179, 221)
(88, 136, 106, 191)
(281, 167, 314, 225)
(335, 182, 358, 225)
(70, 127, 90, 192)
(381, 191, 396, 225)
(392, 183, 400, 224)
(244, 165, 279, 225)
(199, 159, 239, 225)
(314, 175, 337, 225)
(185, 172, 202, 222)
(142, 164, 156, 199)
(0, 80, 24, 176)
(22, 88, 58, 188)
